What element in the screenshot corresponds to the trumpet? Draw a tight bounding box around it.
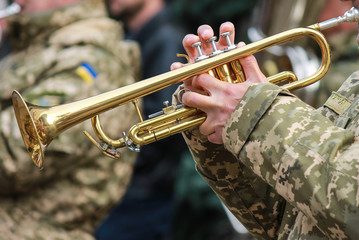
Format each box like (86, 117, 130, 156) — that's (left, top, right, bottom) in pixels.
(12, 7, 359, 169)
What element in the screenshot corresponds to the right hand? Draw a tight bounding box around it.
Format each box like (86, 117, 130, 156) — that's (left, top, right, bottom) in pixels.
(171, 22, 268, 144)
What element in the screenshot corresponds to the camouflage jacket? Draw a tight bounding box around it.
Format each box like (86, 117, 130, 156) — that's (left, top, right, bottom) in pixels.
(183, 70, 359, 239)
(0, 0, 140, 239)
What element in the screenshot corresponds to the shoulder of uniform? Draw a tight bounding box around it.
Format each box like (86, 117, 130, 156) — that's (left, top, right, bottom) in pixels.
(49, 17, 124, 46)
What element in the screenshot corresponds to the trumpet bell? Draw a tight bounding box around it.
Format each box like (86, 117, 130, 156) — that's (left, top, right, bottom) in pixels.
(12, 90, 46, 169)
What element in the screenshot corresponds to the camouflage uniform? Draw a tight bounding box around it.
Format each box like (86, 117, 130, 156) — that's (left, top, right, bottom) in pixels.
(183, 70, 359, 239)
(0, 0, 140, 239)
(315, 31, 359, 107)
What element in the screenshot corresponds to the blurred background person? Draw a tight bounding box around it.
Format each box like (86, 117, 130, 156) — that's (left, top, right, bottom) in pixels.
(0, 0, 140, 239)
(96, 0, 188, 239)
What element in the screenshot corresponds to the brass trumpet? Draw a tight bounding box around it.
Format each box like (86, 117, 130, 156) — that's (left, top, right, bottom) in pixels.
(12, 7, 359, 169)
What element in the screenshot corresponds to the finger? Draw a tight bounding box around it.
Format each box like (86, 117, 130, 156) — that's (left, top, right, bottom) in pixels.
(183, 78, 208, 97)
(191, 73, 227, 95)
(207, 131, 223, 144)
(197, 24, 215, 55)
(182, 90, 214, 112)
(239, 55, 262, 79)
(199, 120, 215, 136)
(170, 62, 185, 71)
(198, 119, 223, 141)
(183, 34, 201, 63)
(237, 41, 246, 48)
(184, 73, 222, 97)
(219, 22, 235, 47)
(237, 43, 267, 83)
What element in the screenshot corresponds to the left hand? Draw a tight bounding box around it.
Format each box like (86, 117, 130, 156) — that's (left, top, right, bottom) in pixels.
(171, 22, 268, 144)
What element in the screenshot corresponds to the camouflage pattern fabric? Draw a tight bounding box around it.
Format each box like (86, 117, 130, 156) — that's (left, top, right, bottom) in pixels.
(183, 70, 359, 239)
(0, 0, 141, 239)
(315, 31, 359, 107)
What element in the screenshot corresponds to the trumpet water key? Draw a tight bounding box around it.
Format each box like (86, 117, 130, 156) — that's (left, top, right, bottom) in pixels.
(12, 7, 359, 169)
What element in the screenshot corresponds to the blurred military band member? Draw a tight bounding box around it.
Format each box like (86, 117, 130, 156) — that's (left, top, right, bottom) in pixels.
(0, 0, 140, 239)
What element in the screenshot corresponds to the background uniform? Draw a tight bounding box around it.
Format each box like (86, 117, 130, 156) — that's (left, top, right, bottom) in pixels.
(0, 0, 140, 239)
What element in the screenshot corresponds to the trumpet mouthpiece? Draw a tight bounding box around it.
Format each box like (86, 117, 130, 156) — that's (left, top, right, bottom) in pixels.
(343, 7, 359, 23)
(318, 7, 359, 31)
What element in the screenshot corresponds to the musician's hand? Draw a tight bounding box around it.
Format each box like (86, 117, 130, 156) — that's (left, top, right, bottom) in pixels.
(171, 22, 268, 144)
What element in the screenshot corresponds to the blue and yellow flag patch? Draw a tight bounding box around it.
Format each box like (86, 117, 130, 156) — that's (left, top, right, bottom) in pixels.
(76, 62, 98, 84)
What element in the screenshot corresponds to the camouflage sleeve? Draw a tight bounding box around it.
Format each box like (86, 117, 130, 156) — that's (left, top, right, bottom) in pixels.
(182, 84, 291, 239)
(317, 70, 359, 126)
(183, 127, 285, 240)
(223, 83, 359, 239)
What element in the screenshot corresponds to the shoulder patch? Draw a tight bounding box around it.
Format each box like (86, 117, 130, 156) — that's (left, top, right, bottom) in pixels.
(324, 91, 352, 115)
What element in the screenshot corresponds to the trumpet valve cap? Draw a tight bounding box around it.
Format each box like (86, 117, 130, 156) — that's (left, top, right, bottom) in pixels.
(206, 36, 223, 56)
(221, 31, 236, 51)
(192, 41, 209, 62)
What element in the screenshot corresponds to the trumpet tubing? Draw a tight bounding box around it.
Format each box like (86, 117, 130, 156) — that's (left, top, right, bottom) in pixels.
(12, 7, 359, 168)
